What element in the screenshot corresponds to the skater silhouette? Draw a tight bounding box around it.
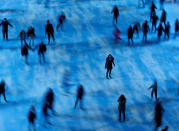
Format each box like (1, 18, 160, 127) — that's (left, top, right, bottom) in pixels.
(148, 81, 158, 100)
(142, 20, 149, 43)
(28, 105, 36, 131)
(154, 101, 164, 131)
(75, 85, 84, 109)
(160, 9, 167, 26)
(45, 88, 55, 114)
(38, 41, 47, 63)
(118, 94, 126, 122)
(150, 1, 157, 22)
(128, 25, 134, 45)
(111, 6, 119, 24)
(0, 18, 13, 40)
(21, 43, 29, 64)
(27, 26, 36, 46)
(175, 19, 179, 37)
(133, 22, 140, 37)
(105, 54, 115, 79)
(18, 30, 27, 48)
(57, 12, 66, 31)
(151, 12, 159, 32)
(157, 23, 164, 40)
(164, 22, 170, 40)
(45, 20, 55, 44)
(0, 80, 7, 103)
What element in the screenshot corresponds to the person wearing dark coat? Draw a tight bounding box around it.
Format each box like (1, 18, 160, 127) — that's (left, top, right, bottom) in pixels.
(21, 43, 29, 64)
(164, 22, 170, 40)
(105, 54, 115, 79)
(28, 106, 36, 131)
(75, 85, 84, 109)
(148, 81, 158, 100)
(42, 102, 51, 125)
(56, 13, 66, 31)
(0, 80, 7, 103)
(160, 9, 167, 26)
(154, 101, 164, 131)
(142, 20, 149, 43)
(118, 94, 126, 122)
(45, 20, 55, 44)
(133, 22, 140, 37)
(45, 88, 55, 114)
(0, 18, 13, 40)
(128, 25, 134, 45)
(18, 30, 27, 48)
(150, 1, 157, 22)
(157, 23, 164, 40)
(175, 19, 179, 37)
(27, 26, 36, 46)
(38, 41, 47, 63)
(152, 12, 159, 32)
(111, 6, 119, 24)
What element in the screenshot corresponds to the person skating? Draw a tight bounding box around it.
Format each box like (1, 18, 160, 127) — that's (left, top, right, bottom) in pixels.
(118, 94, 126, 122)
(56, 12, 66, 31)
(164, 22, 170, 40)
(105, 54, 115, 79)
(75, 85, 84, 109)
(45, 20, 55, 44)
(133, 22, 140, 37)
(111, 6, 119, 24)
(28, 106, 36, 131)
(150, 1, 157, 22)
(21, 43, 29, 64)
(18, 30, 27, 48)
(152, 12, 159, 32)
(0, 18, 13, 40)
(128, 25, 134, 45)
(0, 80, 7, 103)
(157, 23, 164, 40)
(160, 9, 167, 26)
(142, 20, 149, 43)
(113, 25, 122, 40)
(45, 88, 55, 114)
(42, 102, 51, 125)
(154, 101, 164, 131)
(148, 80, 158, 100)
(175, 19, 179, 37)
(27, 26, 36, 46)
(38, 41, 47, 63)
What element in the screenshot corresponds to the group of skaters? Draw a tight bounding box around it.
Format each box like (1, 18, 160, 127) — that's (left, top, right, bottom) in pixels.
(0, 12, 66, 64)
(111, 2, 179, 46)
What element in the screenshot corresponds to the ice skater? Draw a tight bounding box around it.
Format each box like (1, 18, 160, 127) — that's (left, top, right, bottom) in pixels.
(45, 20, 55, 44)
(160, 9, 167, 26)
(157, 23, 164, 40)
(128, 25, 134, 45)
(117, 94, 126, 122)
(164, 21, 170, 40)
(154, 101, 164, 131)
(21, 43, 29, 64)
(105, 54, 115, 79)
(42, 102, 51, 125)
(0, 80, 7, 103)
(148, 80, 158, 100)
(75, 85, 84, 109)
(0, 18, 13, 40)
(18, 30, 27, 48)
(38, 41, 47, 64)
(56, 12, 66, 31)
(150, 1, 157, 22)
(45, 88, 55, 115)
(27, 26, 36, 46)
(151, 12, 159, 32)
(28, 105, 36, 131)
(142, 20, 149, 43)
(175, 19, 179, 37)
(111, 6, 119, 24)
(133, 22, 140, 37)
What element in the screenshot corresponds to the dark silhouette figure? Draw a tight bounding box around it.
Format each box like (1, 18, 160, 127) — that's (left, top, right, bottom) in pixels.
(154, 101, 164, 131)
(164, 22, 170, 40)
(27, 26, 36, 46)
(21, 43, 29, 64)
(133, 22, 140, 37)
(45, 20, 55, 44)
(28, 106, 36, 131)
(161, 126, 168, 131)
(42, 102, 51, 125)
(142, 20, 149, 43)
(45, 88, 55, 114)
(111, 6, 119, 24)
(0, 18, 13, 40)
(105, 54, 115, 79)
(175, 19, 179, 37)
(18, 30, 27, 48)
(150, 2, 157, 22)
(113, 26, 122, 40)
(75, 85, 84, 109)
(152, 12, 159, 32)
(38, 41, 47, 63)
(128, 25, 134, 45)
(118, 94, 126, 122)
(148, 81, 158, 100)
(57, 13, 66, 31)
(157, 23, 164, 40)
(0, 80, 7, 103)
(160, 9, 167, 26)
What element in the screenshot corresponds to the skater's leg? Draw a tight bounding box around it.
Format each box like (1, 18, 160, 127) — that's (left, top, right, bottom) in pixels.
(122, 109, 125, 121)
(3, 93, 7, 102)
(51, 33, 55, 41)
(155, 90, 157, 100)
(48, 33, 50, 44)
(3, 31, 5, 40)
(151, 90, 153, 98)
(109, 69, 112, 78)
(106, 69, 109, 79)
(6, 31, 8, 40)
(119, 109, 121, 121)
